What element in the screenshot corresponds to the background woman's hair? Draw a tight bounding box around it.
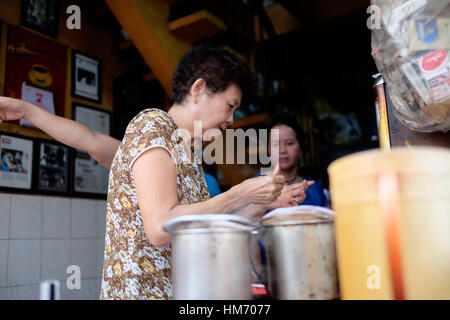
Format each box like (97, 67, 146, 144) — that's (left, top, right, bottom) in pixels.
(268, 115, 305, 145)
(171, 45, 252, 105)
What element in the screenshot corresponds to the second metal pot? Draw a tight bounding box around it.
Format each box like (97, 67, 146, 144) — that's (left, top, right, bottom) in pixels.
(259, 206, 339, 300)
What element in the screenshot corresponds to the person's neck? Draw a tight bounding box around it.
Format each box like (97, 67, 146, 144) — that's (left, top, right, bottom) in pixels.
(281, 166, 299, 182)
(168, 104, 196, 146)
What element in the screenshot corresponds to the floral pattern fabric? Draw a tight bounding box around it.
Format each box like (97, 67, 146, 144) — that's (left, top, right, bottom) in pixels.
(100, 108, 209, 300)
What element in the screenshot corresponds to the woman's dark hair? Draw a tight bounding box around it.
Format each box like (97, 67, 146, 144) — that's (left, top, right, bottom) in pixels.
(171, 45, 252, 105)
(268, 115, 305, 145)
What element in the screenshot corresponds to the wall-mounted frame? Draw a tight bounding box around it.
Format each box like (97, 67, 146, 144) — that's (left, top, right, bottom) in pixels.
(34, 139, 71, 196)
(5, 25, 67, 119)
(71, 49, 102, 103)
(21, 0, 59, 38)
(0, 133, 34, 192)
(71, 103, 110, 198)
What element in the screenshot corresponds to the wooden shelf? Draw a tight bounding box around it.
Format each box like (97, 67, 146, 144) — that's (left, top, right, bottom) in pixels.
(160, 0, 185, 5)
(221, 46, 246, 62)
(169, 10, 227, 45)
(143, 72, 156, 82)
(247, 145, 267, 156)
(118, 40, 133, 51)
(231, 113, 270, 129)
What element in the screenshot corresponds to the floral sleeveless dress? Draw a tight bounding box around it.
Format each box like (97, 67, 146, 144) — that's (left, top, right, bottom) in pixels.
(100, 108, 210, 300)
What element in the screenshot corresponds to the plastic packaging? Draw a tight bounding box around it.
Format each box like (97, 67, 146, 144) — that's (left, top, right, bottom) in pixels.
(371, 0, 450, 132)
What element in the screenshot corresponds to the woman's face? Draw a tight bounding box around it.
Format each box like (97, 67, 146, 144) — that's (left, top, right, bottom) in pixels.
(193, 83, 242, 135)
(270, 124, 301, 171)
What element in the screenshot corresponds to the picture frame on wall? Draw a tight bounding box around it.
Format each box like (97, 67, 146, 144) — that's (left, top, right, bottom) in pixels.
(0, 133, 34, 192)
(34, 139, 71, 195)
(71, 49, 102, 103)
(71, 103, 110, 198)
(5, 25, 67, 118)
(21, 0, 59, 38)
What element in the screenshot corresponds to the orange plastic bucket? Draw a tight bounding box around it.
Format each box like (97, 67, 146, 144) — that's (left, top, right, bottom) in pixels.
(328, 147, 450, 299)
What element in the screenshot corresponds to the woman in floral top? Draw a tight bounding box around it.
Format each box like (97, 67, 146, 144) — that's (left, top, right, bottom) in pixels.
(100, 107, 211, 299)
(98, 46, 289, 299)
(0, 46, 307, 300)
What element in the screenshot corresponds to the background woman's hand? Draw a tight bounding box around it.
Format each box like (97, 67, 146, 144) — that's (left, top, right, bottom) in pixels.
(265, 183, 303, 209)
(0, 97, 30, 122)
(265, 179, 315, 209)
(291, 180, 315, 205)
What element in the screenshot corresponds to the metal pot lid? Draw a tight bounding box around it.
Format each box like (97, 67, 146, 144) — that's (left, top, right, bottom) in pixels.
(261, 205, 335, 226)
(163, 214, 257, 234)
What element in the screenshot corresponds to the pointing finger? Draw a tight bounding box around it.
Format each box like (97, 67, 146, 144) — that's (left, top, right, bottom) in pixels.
(272, 164, 281, 176)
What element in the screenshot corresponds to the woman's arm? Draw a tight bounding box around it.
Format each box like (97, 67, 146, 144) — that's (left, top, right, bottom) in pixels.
(0, 97, 119, 168)
(133, 148, 285, 247)
(24, 103, 120, 168)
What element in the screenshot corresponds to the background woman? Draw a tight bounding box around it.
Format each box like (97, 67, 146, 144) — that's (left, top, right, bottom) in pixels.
(269, 115, 329, 207)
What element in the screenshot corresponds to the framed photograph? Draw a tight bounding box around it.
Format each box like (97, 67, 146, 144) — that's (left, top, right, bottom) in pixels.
(72, 103, 110, 198)
(71, 49, 102, 103)
(21, 0, 59, 38)
(0, 133, 34, 191)
(34, 140, 71, 195)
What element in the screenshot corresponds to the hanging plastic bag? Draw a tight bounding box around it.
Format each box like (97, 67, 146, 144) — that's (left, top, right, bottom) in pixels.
(371, 0, 450, 132)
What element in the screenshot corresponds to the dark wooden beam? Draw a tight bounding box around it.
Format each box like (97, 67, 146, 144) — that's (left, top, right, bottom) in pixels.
(275, 0, 316, 27)
(249, 0, 277, 39)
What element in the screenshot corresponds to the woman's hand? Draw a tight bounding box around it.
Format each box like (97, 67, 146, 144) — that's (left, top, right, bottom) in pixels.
(287, 179, 315, 206)
(265, 183, 302, 209)
(290, 180, 315, 205)
(264, 179, 315, 209)
(0, 97, 31, 122)
(237, 165, 285, 205)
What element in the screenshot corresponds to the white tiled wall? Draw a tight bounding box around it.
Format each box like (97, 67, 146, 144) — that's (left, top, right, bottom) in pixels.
(0, 193, 106, 300)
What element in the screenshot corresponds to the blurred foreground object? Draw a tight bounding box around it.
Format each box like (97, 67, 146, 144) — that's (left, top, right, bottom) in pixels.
(328, 147, 450, 299)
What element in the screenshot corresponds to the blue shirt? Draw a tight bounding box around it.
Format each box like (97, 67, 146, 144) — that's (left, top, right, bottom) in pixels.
(300, 177, 329, 207)
(256, 174, 329, 208)
(204, 173, 221, 198)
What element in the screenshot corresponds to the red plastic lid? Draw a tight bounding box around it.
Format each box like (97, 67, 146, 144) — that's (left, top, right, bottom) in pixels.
(251, 284, 267, 295)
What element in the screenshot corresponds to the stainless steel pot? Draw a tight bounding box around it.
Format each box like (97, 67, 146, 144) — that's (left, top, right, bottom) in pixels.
(259, 206, 339, 300)
(163, 214, 257, 300)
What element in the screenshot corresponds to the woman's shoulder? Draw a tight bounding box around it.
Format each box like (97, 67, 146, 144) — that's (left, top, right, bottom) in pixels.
(126, 108, 177, 135)
(116, 108, 180, 169)
(132, 108, 175, 125)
